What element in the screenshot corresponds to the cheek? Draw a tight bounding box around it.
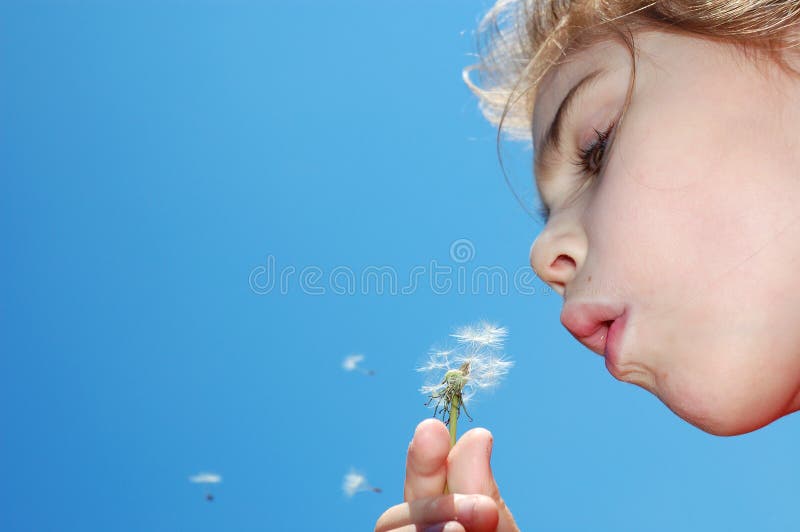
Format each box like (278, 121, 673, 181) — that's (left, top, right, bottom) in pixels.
(648, 315, 800, 435)
(609, 194, 800, 435)
(587, 98, 790, 307)
(586, 93, 800, 435)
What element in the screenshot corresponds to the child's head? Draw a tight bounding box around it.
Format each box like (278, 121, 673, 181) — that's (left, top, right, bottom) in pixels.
(467, 1, 800, 436)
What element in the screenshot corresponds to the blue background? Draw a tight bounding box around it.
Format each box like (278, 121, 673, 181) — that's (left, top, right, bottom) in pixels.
(2, 2, 799, 531)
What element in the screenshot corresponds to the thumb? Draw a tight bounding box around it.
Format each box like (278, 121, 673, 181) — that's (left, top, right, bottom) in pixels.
(446, 428, 500, 499)
(447, 428, 519, 532)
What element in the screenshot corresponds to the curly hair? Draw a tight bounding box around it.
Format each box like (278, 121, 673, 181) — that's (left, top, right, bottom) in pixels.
(464, 0, 800, 141)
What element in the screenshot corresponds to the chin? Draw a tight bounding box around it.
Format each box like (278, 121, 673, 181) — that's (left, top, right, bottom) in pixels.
(655, 371, 797, 437)
(637, 318, 800, 436)
(673, 405, 780, 437)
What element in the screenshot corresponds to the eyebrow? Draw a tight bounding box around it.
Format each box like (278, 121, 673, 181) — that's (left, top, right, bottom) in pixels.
(534, 68, 608, 186)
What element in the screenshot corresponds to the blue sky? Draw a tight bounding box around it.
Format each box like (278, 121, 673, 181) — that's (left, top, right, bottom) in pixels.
(3, 2, 800, 531)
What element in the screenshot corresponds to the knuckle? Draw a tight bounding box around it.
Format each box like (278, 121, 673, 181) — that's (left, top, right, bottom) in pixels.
(424, 494, 456, 520)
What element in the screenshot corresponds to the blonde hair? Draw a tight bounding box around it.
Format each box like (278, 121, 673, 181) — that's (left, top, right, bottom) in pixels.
(464, 0, 800, 141)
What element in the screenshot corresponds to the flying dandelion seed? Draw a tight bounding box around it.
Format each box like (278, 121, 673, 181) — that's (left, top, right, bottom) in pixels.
(189, 472, 222, 484)
(418, 321, 513, 447)
(189, 472, 222, 502)
(342, 354, 375, 376)
(342, 469, 382, 497)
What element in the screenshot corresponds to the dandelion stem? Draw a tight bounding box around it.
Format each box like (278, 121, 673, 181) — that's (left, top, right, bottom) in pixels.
(442, 395, 461, 495)
(448, 396, 459, 448)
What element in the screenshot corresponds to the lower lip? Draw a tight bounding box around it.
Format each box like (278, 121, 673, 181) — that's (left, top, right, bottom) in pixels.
(604, 311, 627, 364)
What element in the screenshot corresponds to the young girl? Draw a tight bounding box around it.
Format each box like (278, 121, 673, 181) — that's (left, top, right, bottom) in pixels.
(376, 1, 800, 530)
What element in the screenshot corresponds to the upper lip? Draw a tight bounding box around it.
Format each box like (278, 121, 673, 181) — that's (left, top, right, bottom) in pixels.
(560, 300, 626, 356)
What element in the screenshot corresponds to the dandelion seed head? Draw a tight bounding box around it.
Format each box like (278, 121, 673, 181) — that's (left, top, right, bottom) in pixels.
(419, 321, 513, 423)
(342, 354, 364, 371)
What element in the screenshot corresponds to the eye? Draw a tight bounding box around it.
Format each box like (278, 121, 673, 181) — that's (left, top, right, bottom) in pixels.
(534, 121, 616, 225)
(573, 122, 615, 177)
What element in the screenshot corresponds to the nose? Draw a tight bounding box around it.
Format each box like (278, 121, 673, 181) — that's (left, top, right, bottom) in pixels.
(529, 222, 587, 297)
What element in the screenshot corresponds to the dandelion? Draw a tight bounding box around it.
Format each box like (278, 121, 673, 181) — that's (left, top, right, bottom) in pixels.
(418, 321, 513, 448)
(342, 354, 375, 376)
(342, 469, 382, 497)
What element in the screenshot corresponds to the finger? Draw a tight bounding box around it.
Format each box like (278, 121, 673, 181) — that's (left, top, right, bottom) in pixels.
(404, 419, 450, 501)
(374, 494, 498, 532)
(389, 522, 466, 532)
(446, 428, 499, 498)
(447, 428, 519, 532)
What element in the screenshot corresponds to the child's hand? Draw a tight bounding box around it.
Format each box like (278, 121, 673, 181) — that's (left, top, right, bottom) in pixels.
(374, 419, 519, 532)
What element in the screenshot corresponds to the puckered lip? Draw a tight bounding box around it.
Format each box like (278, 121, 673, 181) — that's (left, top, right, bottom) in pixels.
(560, 300, 627, 357)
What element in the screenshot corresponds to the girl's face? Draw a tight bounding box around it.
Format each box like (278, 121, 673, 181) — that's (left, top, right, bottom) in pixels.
(530, 30, 800, 435)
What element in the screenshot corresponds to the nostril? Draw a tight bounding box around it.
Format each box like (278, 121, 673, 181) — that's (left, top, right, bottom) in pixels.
(551, 254, 577, 271)
(547, 255, 576, 296)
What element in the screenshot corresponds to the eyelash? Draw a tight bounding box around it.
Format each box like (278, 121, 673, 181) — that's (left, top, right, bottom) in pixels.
(574, 122, 615, 176)
(536, 122, 616, 224)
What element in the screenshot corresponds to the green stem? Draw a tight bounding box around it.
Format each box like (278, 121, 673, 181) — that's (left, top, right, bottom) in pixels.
(448, 397, 460, 448)
(443, 396, 460, 495)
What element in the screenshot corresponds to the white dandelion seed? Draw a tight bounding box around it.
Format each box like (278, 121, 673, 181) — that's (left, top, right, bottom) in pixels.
(450, 321, 508, 349)
(342, 469, 381, 497)
(189, 472, 222, 484)
(342, 354, 375, 376)
(189, 472, 222, 502)
(342, 354, 363, 371)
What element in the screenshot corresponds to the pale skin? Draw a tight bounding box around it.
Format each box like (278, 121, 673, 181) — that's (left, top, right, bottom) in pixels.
(377, 28, 800, 531)
(374, 419, 519, 532)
